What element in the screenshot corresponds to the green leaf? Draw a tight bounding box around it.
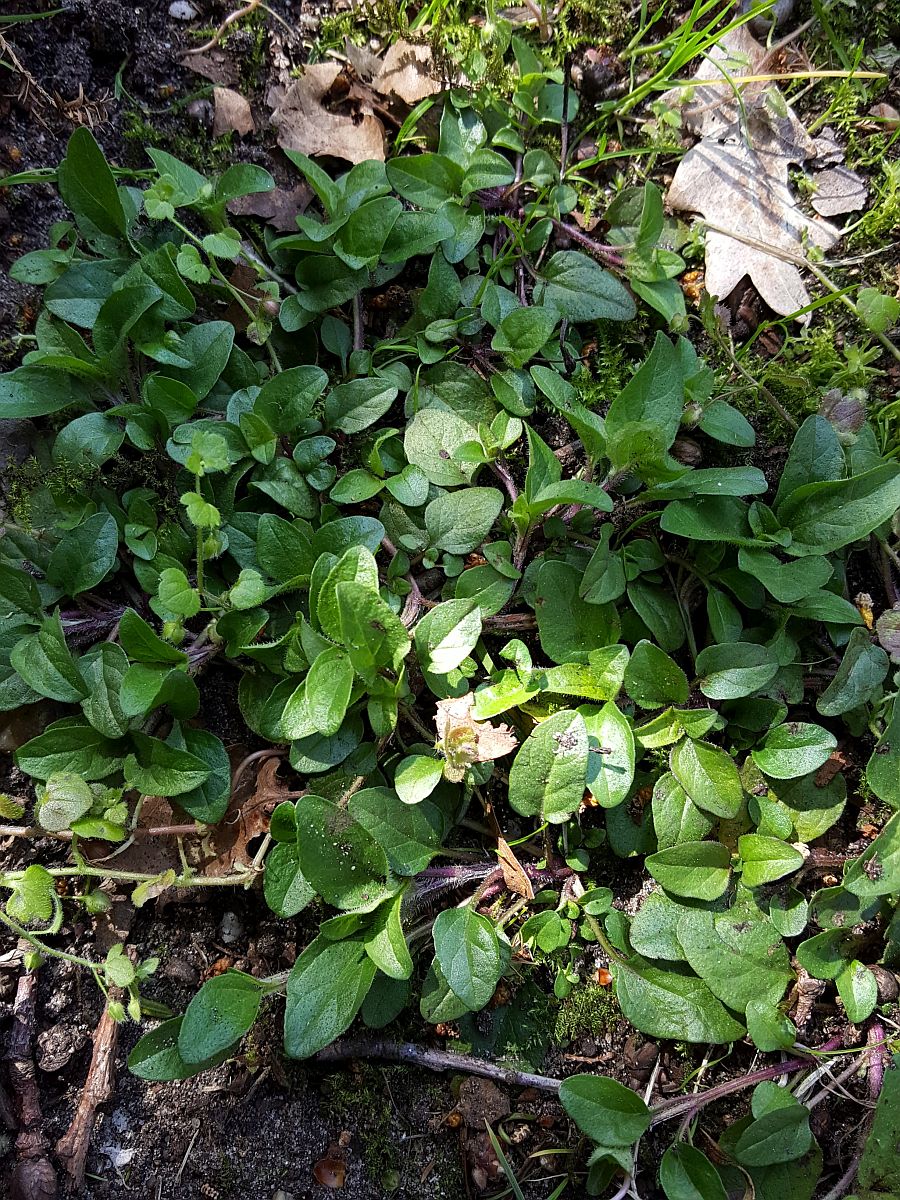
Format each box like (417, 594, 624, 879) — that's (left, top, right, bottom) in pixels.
(128, 1017, 233, 1081)
(432, 906, 505, 1010)
(736, 549, 832, 604)
(365, 893, 413, 980)
(843, 810, 900, 898)
(10, 611, 87, 702)
(53, 412, 124, 468)
(349, 787, 446, 875)
(424, 487, 504, 555)
(857, 286, 900, 333)
(120, 663, 199, 719)
(304, 647, 355, 736)
(615, 954, 745, 1043)
(394, 754, 444, 805)
(645, 841, 732, 901)
(535, 561, 620, 665)
(335, 196, 402, 269)
(176, 728, 231, 824)
(651, 774, 715, 849)
(624, 641, 689, 709)
(670, 739, 743, 819)
(161, 321, 234, 400)
(491, 307, 559, 368)
(336, 581, 410, 684)
(154, 568, 201, 619)
(509, 710, 589, 824)
(676, 908, 791, 1014)
(559, 1075, 651, 1146)
(533, 251, 636, 322)
(325, 377, 399, 435)
(857, 1051, 900, 1193)
(35, 773, 93, 831)
(415, 599, 482, 675)
(264, 842, 315, 918)
(777, 464, 900, 556)
(178, 971, 263, 1064)
(752, 723, 837, 779)
(0, 364, 92, 419)
(7, 864, 57, 925)
(257, 514, 316, 585)
(696, 643, 779, 700)
(867, 698, 900, 808)
(774, 415, 844, 508)
(15, 717, 122, 781)
(386, 154, 463, 208)
(583, 702, 635, 808)
(123, 731, 211, 797)
(404, 408, 478, 487)
(605, 333, 682, 458)
(0, 562, 42, 619)
(733, 1105, 811, 1167)
(739, 835, 805, 886)
(835, 959, 878, 1023)
(119, 608, 187, 665)
(295, 794, 393, 911)
(57, 126, 127, 238)
(816, 626, 888, 716)
(45, 513, 119, 595)
(659, 1144, 727, 1200)
(284, 936, 376, 1058)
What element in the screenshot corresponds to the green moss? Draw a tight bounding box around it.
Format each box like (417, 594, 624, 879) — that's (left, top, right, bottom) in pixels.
(321, 1067, 399, 1182)
(122, 109, 234, 175)
(553, 982, 619, 1043)
(850, 161, 900, 249)
(552, 0, 631, 55)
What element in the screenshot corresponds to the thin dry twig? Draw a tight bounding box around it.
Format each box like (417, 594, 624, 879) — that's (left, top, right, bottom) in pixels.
(55, 1005, 120, 1189)
(7, 949, 58, 1200)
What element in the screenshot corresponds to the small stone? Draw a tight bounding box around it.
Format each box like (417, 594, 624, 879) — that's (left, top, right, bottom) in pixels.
(169, 1, 198, 19)
(164, 958, 200, 987)
(186, 98, 213, 129)
(218, 911, 243, 945)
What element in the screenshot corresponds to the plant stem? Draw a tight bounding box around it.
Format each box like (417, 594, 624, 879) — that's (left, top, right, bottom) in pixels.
(1, 864, 257, 887)
(314, 1039, 565, 1092)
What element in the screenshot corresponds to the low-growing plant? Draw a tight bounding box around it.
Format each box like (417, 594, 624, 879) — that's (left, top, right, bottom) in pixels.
(2, 32, 900, 1194)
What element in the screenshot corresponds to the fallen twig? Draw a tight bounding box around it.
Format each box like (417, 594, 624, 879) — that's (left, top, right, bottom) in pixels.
(55, 1005, 120, 1189)
(313, 1039, 562, 1092)
(7, 946, 58, 1200)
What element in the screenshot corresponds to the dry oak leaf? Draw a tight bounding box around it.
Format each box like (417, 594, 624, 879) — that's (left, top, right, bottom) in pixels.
(213, 86, 255, 137)
(270, 62, 385, 164)
(434, 692, 518, 762)
(228, 183, 313, 231)
(663, 27, 842, 317)
(371, 39, 443, 105)
(180, 50, 238, 87)
(810, 165, 868, 216)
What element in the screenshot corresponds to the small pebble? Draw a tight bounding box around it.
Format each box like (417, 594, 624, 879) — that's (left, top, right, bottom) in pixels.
(218, 911, 243, 945)
(164, 958, 200, 987)
(169, 1, 198, 19)
(186, 98, 214, 129)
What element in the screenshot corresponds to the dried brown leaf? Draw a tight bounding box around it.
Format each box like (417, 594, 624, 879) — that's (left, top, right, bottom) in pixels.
(212, 86, 255, 137)
(271, 62, 385, 164)
(434, 693, 518, 763)
(664, 28, 842, 316)
(228, 183, 312, 231)
(372, 40, 442, 105)
(496, 835, 534, 899)
(180, 50, 238, 87)
(811, 165, 868, 216)
(200, 755, 287, 876)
